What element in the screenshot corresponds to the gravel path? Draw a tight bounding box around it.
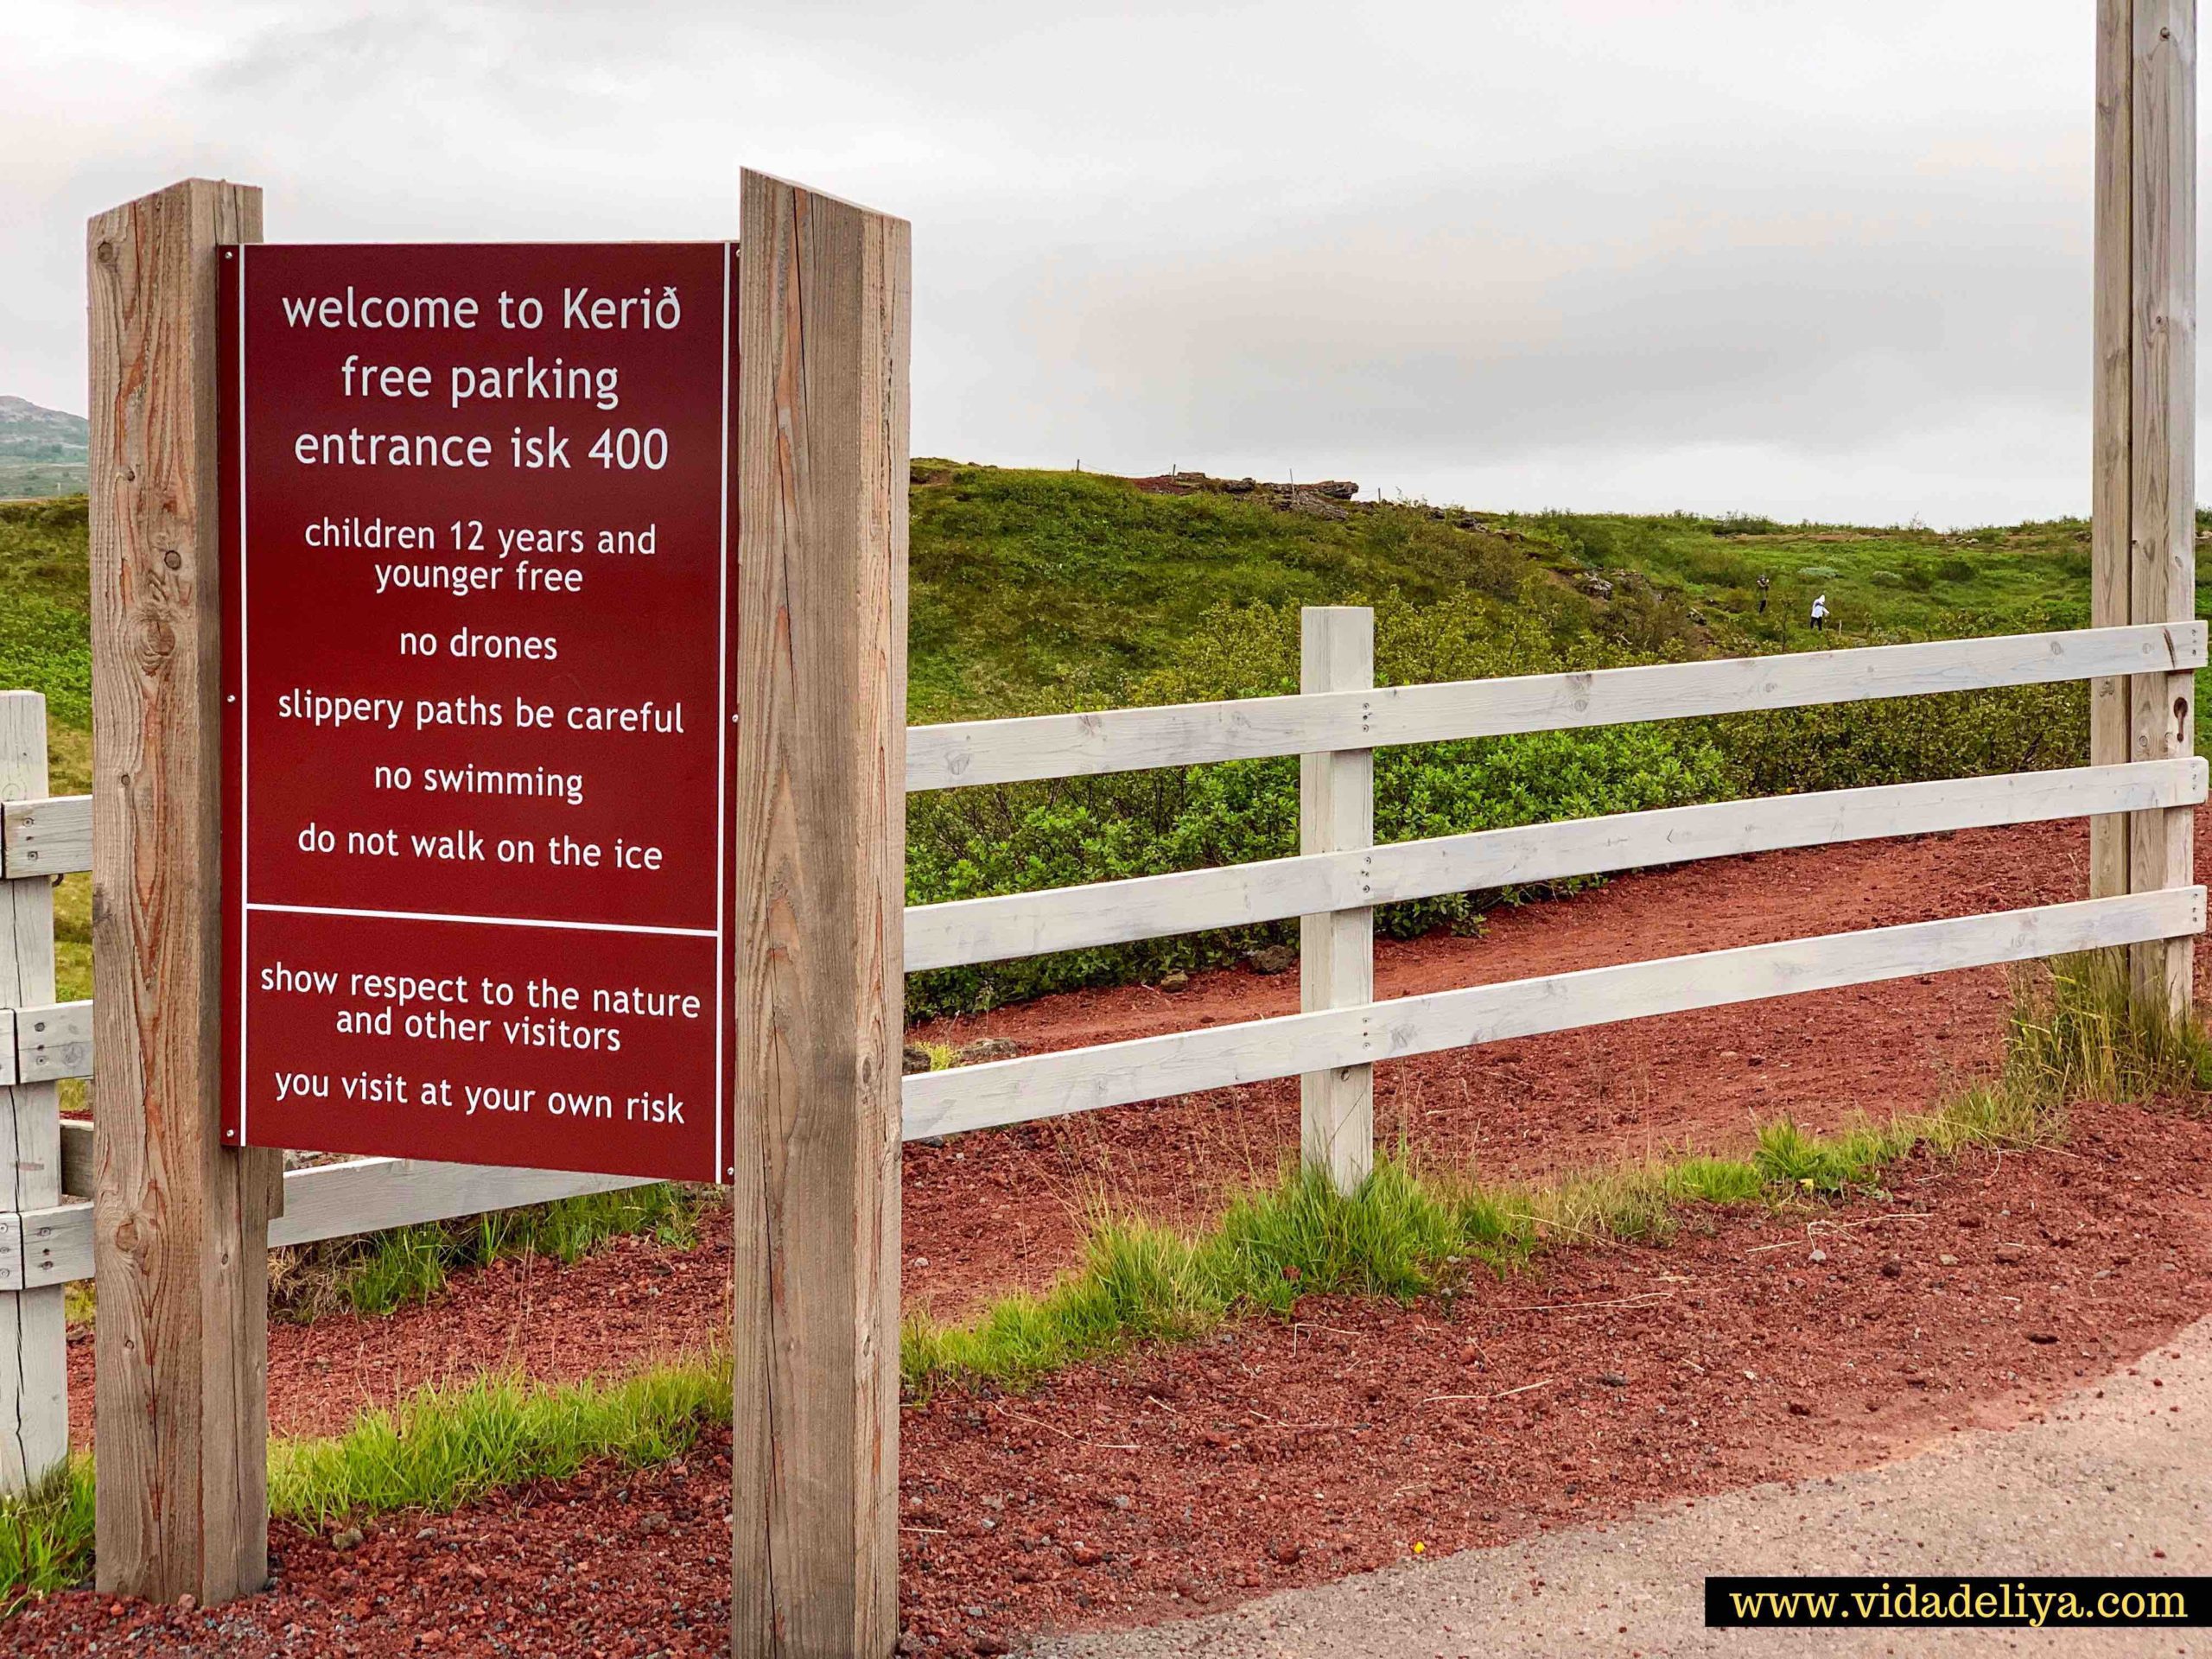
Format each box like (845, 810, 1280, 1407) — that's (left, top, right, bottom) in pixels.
(1033, 1314, 2212, 1658)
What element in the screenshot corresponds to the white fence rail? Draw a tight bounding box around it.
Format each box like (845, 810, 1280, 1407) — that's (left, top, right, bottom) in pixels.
(907, 758, 2208, 970)
(904, 889, 2203, 1140)
(4, 619, 2202, 1494)
(907, 621, 2206, 790)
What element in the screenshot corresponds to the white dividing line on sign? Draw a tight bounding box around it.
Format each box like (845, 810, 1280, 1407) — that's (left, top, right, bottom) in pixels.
(715, 238, 732, 1185)
(238, 243, 251, 1146)
(244, 901, 718, 938)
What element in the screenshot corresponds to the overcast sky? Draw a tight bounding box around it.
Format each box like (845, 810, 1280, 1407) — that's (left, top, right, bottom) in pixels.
(4, 1, 2190, 525)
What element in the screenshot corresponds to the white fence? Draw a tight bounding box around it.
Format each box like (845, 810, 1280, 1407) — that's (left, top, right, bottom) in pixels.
(3, 616, 2206, 1490)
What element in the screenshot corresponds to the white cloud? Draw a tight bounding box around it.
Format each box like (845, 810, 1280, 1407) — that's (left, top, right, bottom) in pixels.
(1, 0, 2181, 524)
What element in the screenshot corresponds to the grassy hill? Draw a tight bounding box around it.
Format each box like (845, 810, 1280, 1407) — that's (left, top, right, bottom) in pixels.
(907, 461, 2106, 718)
(0, 467, 2132, 1013)
(1, 461, 2115, 732)
(0, 397, 89, 500)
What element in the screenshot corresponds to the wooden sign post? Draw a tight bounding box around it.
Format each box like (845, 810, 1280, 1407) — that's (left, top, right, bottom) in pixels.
(730, 169, 911, 1659)
(2093, 0, 2198, 1016)
(88, 177, 282, 1603)
(83, 171, 912, 1646)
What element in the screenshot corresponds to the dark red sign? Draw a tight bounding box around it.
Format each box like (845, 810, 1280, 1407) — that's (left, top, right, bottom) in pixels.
(219, 244, 737, 1181)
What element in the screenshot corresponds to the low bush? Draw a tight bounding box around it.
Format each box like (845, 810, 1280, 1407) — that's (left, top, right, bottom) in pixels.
(910, 590, 2088, 1015)
(908, 593, 1732, 1014)
(1707, 678, 2084, 797)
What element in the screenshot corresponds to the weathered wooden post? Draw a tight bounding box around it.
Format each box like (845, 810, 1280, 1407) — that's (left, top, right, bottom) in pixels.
(87, 179, 280, 1601)
(2093, 0, 2198, 1015)
(1299, 606, 1375, 1193)
(0, 692, 65, 1495)
(730, 170, 911, 1656)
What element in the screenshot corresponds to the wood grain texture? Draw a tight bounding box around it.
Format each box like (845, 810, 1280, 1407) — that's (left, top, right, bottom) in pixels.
(908, 624, 2206, 791)
(732, 168, 909, 1659)
(3, 792, 92, 878)
(2128, 0, 2200, 1013)
(0, 1203, 79, 1294)
(88, 178, 277, 1602)
(0, 692, 65, 1491)
(11, 998, 93, 1086)
(904, 759, 2207, 973)
(902, 890, 2204, 1141)
(1299, 608, 1373, 1193)
(2093, 0, 2136, 900)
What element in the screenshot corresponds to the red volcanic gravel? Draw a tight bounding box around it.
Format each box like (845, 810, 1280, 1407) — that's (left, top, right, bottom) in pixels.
(17, 806, 2212, 1653)
(14, 1095, 2212, 1656)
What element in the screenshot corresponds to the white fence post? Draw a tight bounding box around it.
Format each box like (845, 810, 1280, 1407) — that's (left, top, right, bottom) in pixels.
(0, 690, 66, 1494)
(1299, 606, 1375, 1194)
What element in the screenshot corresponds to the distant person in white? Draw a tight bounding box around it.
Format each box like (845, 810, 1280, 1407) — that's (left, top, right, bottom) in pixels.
(1809, 593, 1828, 632)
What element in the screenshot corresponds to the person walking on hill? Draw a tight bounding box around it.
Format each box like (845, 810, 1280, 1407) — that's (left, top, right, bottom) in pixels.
(1809, 592, 1828, 632)
(1756, 574, 1771, 614)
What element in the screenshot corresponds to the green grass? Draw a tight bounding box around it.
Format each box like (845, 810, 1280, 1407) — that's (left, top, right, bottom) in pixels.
(0, 1464, 92, 1615)
(270, 1184, 714, 1321)
(0, 1363, 728, 1613)
(899, 950, 2203, 1393)
(896, 1100, 2015, 1395)
(0, 480, 2141, 739)
(269, 1363, 730, 1529)
(1516, 508, 2101, 649)
(0, 498, 90, 741)
(908, 466, 1540, 718)
(906, 468, 2125, 721)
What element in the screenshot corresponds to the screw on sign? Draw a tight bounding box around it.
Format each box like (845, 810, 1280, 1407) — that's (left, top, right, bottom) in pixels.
(218, 243, 740, 1181)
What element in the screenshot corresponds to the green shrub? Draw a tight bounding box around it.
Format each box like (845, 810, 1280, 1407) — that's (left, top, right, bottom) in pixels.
(1707, 679, 2084, 797)
(1706, 513, 1781, 537)
(907, 594, 1732, 1014)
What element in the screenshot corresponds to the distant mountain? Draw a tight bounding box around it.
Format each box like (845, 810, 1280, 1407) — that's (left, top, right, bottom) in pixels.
(0, 397, 89, 499)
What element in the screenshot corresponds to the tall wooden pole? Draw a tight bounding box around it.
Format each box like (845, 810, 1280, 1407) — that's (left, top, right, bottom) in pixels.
(2094, 1, 2198, 1014)
(731, 170, 911, 1657)
(87, 178, 279, 1603)
(2092, 0, 2137, 902)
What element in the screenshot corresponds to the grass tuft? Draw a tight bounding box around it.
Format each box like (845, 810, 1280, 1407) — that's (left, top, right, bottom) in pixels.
(270, 1362, 731, 1529)
(270, 1184, 713, 1321)
(901, 952, 2203, 1395)
(0, 1462, 93, 1615)
(1998, 948, 2212, 1109)
(0, 1362, 734, 1611)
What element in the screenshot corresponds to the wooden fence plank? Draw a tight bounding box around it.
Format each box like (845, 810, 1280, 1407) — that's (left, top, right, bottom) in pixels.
(89, 176, 277, 1604)
(904, 758, 2207, 972)
(3, 794, 92, 879)
(901, 889, 2203, 1141)
(732, 168, 909, 1659)
(12, 999, 93, 1085)
(0, 1203, 80, 1294)
(907, 622, 2207, 791)
(0, 692, 64, 1493)
(2129, 0, 2198, 1014)
(1299, 608, 1374, 1193)
(9, 1157, 660, 1294)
